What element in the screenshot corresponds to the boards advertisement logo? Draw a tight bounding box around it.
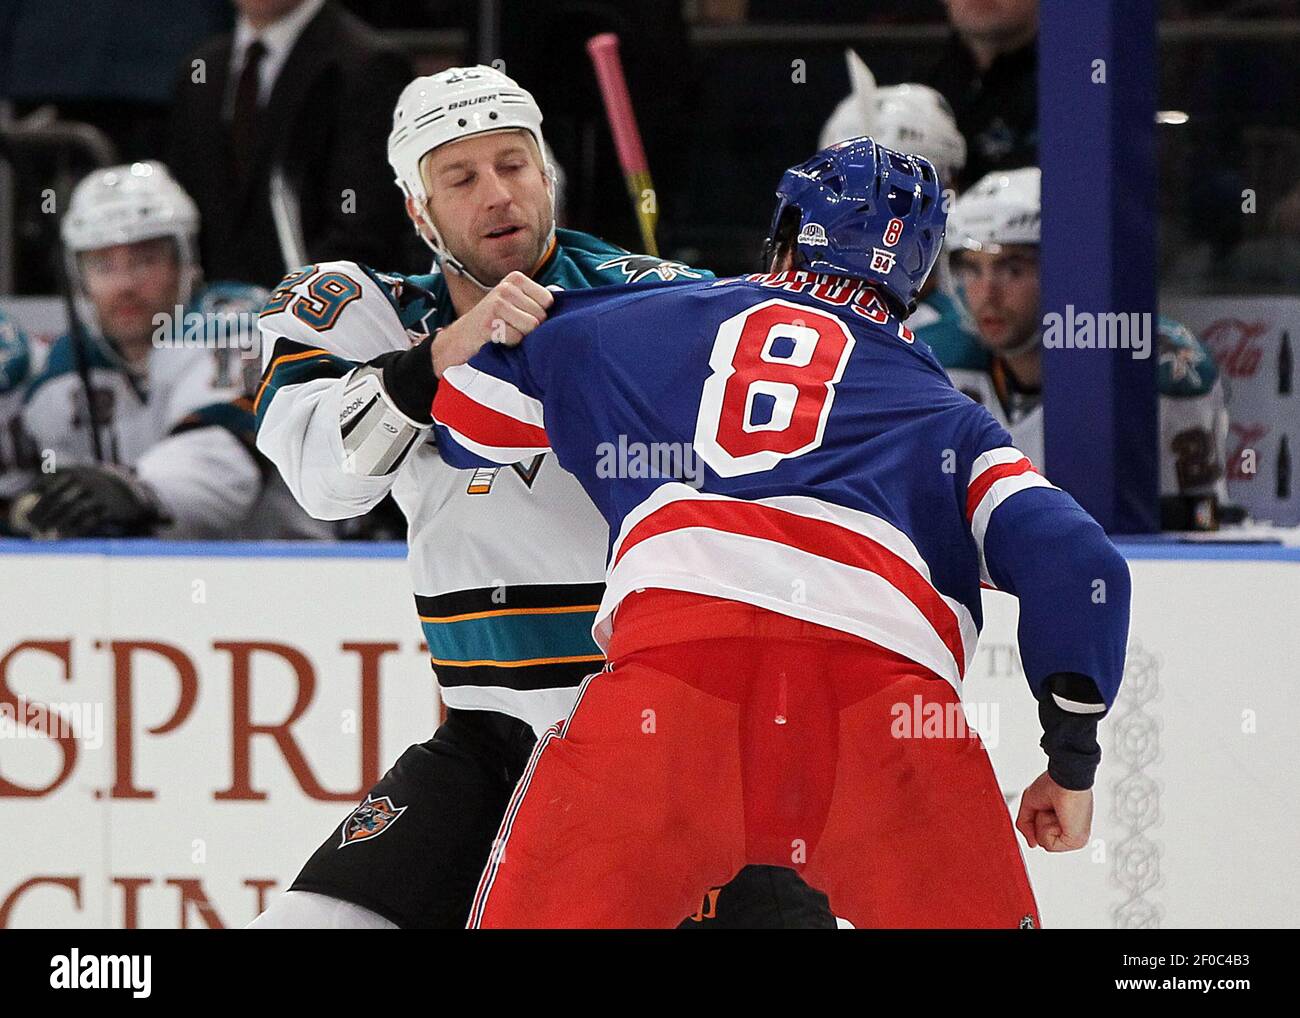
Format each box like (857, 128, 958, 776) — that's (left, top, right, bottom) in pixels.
(1201, 318, 1268, 379)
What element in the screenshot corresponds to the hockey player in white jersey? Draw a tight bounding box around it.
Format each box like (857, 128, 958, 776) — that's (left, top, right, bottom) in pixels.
(249, 66, 833, 929)
(819, 52, 966, 177)
(0, 308, 39, 528)
(8, 161, 325, 540)
(945, 166, 1234, 529)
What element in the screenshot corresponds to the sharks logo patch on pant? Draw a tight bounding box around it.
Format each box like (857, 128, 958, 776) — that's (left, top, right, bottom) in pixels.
(340, 795, 408, 848)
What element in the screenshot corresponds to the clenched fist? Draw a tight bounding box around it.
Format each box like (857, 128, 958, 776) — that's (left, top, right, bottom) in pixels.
(432, 271, 554, 377)
(1015, 770, 1094, 852)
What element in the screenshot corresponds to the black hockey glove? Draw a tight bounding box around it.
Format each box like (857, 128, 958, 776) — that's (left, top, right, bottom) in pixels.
(9, 464, 171, 538)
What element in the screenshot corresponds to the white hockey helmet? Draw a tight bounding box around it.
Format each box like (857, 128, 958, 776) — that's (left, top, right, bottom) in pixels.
(818, 50, 966, 180)
(946, 167, 1041, 254)
(61, 160, 202, 306)
(388, 65, 554, 285)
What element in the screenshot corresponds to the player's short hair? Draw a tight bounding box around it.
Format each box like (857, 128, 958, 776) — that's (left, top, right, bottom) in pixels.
(764, 205, 805, 272)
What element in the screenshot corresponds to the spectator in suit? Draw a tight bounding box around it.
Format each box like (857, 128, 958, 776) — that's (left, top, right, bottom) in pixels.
(923, 0, 1038, 190)
(168, 0, 415, 288)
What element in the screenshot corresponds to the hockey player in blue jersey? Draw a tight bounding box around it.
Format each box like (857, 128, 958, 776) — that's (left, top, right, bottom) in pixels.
(432, 138, 1132, 928)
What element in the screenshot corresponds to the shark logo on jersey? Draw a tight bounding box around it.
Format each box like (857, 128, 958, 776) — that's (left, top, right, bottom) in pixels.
(597, 255, 704, 284)
(1158, 328, 1213, 393)
(340, 794, 408, 847)
(372, 270, 441, 341)
(371, 270, 413, 303)
(1161, 340, 1206, 388)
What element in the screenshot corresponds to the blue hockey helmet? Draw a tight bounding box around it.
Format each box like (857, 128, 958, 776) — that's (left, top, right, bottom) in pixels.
(764, 137, 947, 315)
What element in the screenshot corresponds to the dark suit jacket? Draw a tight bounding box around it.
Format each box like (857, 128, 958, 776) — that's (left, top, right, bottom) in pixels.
(168, 1, 417, 287)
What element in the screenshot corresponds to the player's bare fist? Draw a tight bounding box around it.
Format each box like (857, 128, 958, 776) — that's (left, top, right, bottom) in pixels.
(1015, 770, 1093, 852)
(432, 271, 555, 376)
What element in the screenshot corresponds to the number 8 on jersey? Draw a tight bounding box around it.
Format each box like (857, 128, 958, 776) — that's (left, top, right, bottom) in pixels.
(693, 298, 855, 477)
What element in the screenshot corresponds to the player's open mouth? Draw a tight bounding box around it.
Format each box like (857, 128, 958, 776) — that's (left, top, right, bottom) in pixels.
(483, 225, 524, 240)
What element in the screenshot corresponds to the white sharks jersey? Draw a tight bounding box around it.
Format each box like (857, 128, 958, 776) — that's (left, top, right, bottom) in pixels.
(256, 236, 709, 733)
(254, 260, 618, 736)
(947, 352, 1230, 507)
(1, 308, 38, 501)
(945, 365, 1046, 470)
(20, 283, 324, 539)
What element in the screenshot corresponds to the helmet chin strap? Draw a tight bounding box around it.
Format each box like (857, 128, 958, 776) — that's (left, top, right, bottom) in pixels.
(430, 224, 497, 292)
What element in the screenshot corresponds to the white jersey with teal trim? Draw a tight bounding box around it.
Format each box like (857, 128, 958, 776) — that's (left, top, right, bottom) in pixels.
(254, 259, 618, 736)
(944, 366, 1046, 470)
(21, 283, 282, 538)
(945, 349, 1230, 505)
(917, 294, 1232, 507)
(1, 308, 38, 501)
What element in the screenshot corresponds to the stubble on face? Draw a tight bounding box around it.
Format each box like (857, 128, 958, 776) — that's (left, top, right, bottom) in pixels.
(418, 131, 553, 286)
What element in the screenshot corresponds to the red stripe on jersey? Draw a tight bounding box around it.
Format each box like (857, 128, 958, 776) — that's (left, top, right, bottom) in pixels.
(966, 458, 1036, 522)
(433, 376, 548, 449)
(613, 498, 965, 674)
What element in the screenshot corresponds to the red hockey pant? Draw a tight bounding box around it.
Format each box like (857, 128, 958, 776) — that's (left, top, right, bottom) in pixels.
(469, 590, 1039, 928)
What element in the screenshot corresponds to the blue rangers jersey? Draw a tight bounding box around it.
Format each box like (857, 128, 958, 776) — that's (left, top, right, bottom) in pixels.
(432, 269, 1131, 708)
